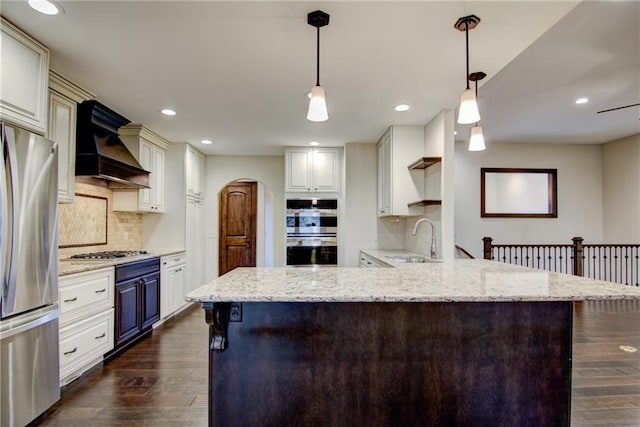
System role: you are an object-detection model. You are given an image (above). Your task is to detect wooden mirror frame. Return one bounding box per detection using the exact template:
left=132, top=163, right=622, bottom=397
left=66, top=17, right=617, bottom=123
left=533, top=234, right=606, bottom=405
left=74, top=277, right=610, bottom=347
left=481, top=168, right=558, bottom=218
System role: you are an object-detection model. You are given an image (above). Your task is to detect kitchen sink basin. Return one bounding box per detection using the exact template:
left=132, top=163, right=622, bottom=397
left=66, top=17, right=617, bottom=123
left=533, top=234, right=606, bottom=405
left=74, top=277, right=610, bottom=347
left=385, top=255, right=443, bottom=264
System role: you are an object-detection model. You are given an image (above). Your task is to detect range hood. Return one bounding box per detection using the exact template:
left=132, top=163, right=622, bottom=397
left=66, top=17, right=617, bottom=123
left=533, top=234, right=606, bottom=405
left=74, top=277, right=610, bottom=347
left=75, top=100, right=150, bottom=189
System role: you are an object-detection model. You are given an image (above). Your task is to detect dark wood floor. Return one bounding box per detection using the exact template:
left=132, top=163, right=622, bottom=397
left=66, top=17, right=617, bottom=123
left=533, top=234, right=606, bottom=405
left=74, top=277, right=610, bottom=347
left=34, top=300, right=639, bottom=426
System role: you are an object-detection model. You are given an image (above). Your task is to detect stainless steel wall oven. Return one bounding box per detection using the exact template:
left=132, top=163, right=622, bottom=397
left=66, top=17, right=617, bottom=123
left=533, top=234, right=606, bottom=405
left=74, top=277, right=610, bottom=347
left=286, top=199, right=337, bottom=266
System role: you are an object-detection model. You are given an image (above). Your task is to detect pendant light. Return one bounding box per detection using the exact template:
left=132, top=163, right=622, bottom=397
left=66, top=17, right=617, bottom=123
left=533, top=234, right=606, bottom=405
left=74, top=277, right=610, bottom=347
left=454, top=15, right=481, bottom=124
left=468, top=71, right=486, bottom=151
left=307, top=10, right=330, bottom=122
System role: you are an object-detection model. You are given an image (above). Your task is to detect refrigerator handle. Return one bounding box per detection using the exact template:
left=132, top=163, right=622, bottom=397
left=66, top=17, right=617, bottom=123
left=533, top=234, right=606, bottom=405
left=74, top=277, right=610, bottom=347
left=1, top=125, right=19, bottom=309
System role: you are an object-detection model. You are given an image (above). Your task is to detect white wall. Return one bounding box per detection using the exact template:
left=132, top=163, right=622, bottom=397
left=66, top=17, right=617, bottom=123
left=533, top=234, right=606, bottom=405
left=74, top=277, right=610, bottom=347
left=343, top=143, right=378, bottom=266
left=602, top=134, right=640, bottom=242
left=455, top=142, right=604, bottom=258
left=205, top=155, right=285, bottom=281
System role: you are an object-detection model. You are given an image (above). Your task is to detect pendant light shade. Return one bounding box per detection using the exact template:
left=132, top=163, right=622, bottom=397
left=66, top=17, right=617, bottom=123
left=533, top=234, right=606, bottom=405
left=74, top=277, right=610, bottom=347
left=307, top=10, right=330, bottom=122
left=468, top=126, right=486, bottom=151
left=307, top=85, right=328, bottom=122
left=454, top=15, right=481, bottom=125
left=458, top=88, right=480, bottom=124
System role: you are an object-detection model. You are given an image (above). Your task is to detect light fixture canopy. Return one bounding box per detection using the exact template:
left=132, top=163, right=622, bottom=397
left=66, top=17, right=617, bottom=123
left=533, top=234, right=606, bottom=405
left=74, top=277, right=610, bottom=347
left=468, top=126, right=486, bottom=151
left=307, top=10, right=330, bottom=122
left=455, top=15, right=481, bottom=124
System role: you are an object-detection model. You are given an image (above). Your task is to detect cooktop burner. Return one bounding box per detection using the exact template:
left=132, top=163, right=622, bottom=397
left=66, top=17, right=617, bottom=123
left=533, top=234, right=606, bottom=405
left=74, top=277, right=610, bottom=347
left=70, top=250, right=148, bottom=260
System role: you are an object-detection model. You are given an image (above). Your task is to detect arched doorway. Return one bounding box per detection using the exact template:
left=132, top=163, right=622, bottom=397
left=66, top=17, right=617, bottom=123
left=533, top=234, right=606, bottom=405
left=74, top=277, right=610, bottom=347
left=219, top=181, right=257, bottom=275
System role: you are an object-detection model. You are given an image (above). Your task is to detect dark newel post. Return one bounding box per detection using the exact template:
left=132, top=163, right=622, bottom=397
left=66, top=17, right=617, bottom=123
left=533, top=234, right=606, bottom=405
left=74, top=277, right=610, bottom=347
left=483, top=237, right=493, bottom=260
left=572, top=237, right=584, bottom=277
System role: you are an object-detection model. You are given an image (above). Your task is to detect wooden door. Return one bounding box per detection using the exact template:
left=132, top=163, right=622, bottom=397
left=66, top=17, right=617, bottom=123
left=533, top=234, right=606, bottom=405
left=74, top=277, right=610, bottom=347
left=219, top=182, right=257, bottom=275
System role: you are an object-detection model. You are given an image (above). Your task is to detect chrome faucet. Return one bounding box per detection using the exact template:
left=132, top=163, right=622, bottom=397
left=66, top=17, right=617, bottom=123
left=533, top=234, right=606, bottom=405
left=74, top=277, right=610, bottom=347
left=411, top=218, right=439, bottom=259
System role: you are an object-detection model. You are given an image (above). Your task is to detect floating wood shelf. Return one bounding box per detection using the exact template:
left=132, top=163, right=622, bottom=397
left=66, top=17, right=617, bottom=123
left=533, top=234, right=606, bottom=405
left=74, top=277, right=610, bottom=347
left=408, top=200, right=442, bottom=208
left=408, top=157, right=442, bottom=170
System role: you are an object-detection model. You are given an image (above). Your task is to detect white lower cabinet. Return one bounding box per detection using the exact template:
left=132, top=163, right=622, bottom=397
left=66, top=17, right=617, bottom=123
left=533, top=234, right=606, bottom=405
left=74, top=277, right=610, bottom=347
left=160, top=252, right=189, bottom=320
left=59, top=267, right=115, bottom=386
left=59, top=310, right=114, bottom=385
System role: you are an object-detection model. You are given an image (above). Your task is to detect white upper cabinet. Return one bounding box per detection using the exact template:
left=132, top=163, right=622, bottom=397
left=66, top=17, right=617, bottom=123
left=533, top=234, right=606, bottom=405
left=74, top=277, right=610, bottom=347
left=186, top=144, right=205, bottom=199
left=113, top=124, right=169, bottom=213
left=376, top=126, right=424, bottom=216
left=0, top=18, right=49, bottom=134
left=48, top=71, right=95, bottom=204
left=285, top=147, right=341, bottom=193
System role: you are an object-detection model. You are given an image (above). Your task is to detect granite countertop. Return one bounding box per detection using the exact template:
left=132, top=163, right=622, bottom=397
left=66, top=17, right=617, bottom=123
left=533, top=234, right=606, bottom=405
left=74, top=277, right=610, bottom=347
left=185, top=250, right=640, bottom=303
left=59, top=248, right=186, bottom=276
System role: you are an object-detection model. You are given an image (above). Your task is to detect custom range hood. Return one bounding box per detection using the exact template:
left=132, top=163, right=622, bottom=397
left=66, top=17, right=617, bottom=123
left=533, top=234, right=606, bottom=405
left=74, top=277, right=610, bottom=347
left=75, top=100, right=150, bottom=189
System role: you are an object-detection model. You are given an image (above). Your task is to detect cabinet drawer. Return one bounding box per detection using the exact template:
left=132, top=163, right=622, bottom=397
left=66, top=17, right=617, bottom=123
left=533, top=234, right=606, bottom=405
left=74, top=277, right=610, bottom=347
left=162, top=253, right=186, bottom=269
left=60, top=267, right=114, bottom=324
left=59, top=309, right=114, bottom=381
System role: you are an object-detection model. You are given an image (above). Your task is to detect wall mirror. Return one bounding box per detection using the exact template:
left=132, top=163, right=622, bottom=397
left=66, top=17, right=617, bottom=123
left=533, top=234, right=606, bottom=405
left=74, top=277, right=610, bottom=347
left=481, top=168, right=557, bottom=218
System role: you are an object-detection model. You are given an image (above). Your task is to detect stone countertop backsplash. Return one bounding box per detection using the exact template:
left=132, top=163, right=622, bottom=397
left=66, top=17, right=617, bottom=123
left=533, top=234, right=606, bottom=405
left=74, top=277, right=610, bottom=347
left=185, top=249, right=640, bottom=304
left=59, top=248, right=186, bottom=276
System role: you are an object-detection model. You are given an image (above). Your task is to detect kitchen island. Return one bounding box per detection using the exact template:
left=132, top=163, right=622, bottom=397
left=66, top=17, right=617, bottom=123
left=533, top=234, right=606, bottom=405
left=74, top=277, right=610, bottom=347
left=185, top=255, right=640, bottom=426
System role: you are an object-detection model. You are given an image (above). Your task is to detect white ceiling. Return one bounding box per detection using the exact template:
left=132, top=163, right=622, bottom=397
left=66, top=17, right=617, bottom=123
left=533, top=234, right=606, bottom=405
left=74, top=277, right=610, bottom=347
left=1, top=1, right=638, bottom=155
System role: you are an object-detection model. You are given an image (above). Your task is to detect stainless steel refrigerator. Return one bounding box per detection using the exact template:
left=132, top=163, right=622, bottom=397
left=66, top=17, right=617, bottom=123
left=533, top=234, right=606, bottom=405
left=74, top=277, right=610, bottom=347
left=0, top=122, right=60, bottom=427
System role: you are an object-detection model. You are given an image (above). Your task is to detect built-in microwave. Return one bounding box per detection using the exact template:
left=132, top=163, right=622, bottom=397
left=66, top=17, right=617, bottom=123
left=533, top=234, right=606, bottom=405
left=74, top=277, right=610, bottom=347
left=286, top=199, right=338, bottom=266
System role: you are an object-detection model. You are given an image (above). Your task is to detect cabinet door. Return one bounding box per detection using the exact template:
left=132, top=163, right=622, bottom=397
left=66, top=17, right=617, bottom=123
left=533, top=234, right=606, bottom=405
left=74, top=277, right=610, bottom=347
left=377, top=133, right=391, bottom=215
left=312, top=148, right=339, bottom=192
left=176, top=266, right=187, bottom=308
left=48, top=91, right=77, bottom=203
left=138, top=140, right=153, bottom=211
left=186, top=200, right=204, bottom=292
left=115, top=279, right=141, bottom=347
left=141, top=272, right=160, bottom=329
left=0, top=18, right=49, bottom=134
left=285, top=149, right=312, bottom=192
left=151, top=145, right=165, bottom=211
left=186, top=145, right=205, bottom=198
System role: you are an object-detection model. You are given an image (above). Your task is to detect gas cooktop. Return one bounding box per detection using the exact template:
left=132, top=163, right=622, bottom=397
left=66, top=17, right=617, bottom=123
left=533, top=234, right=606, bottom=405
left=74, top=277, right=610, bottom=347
left=70, top=250, right=148, bottom=260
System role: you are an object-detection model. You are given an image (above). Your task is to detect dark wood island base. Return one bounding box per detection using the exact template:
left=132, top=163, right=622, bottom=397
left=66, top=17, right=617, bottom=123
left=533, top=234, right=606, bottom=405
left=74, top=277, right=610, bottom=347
left=203, top=301, right=572, bottom=426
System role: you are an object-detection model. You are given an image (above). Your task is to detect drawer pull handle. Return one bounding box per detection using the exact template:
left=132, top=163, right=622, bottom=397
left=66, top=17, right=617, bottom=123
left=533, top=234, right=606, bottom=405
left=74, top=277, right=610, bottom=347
left=95, top=333, right=106, bottom=340
left=95, top=288, right=106, bottom=294
left=64, top=347, right=78, bottom=356
left=63, top=297, right=78, bottom=303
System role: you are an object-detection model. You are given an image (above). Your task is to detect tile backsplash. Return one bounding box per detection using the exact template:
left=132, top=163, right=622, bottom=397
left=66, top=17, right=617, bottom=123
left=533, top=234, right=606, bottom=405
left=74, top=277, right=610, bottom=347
left=58, top=181, right=142, bottom=259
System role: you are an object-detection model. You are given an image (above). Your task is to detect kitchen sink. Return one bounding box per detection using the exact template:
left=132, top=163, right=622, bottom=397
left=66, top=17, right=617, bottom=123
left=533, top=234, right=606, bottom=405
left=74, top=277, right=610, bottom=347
left=384, top=255, right=443, bottom=264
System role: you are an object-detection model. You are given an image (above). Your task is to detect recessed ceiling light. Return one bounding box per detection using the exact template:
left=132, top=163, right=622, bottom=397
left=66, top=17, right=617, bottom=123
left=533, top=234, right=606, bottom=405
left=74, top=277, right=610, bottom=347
left=201, top=139, right=212, bottom=145
left=309, top=141, right=320, bottom=146
left=575, top=98, right=589, bottom=105
left=28, top=0, right=63, bottom=15
left=160, top=108, right=176, bottom=116
left=394, top=104, right=410, bottom=112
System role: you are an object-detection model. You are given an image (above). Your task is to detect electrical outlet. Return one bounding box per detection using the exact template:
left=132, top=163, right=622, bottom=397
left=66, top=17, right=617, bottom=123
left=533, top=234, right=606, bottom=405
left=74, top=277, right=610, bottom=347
left=229, top=302, right=242, bottom=322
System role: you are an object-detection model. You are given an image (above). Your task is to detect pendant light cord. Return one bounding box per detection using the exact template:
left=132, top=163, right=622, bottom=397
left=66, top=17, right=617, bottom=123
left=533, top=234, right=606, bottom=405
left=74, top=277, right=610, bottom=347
left=465, top=20, right=470, bottom=90
left=316, top=26, right=321, bottom=86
